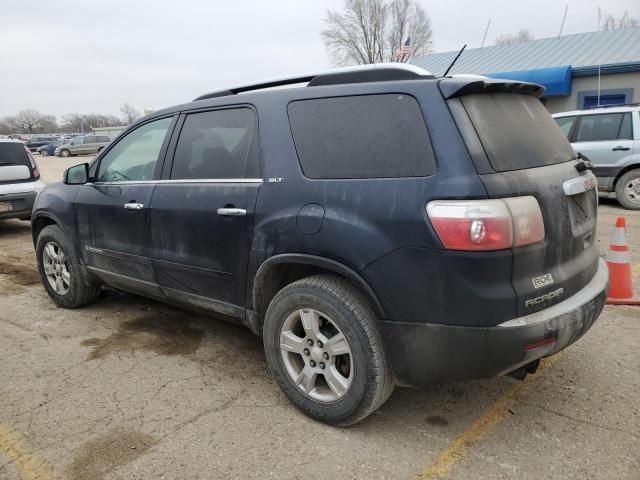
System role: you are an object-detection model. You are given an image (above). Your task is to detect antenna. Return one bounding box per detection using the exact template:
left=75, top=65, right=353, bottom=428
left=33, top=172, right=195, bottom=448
left=442, top=45, right=467, bottom=77
left=481, top=19, right=491, bottom=48
left=558, top=5, right=568, bottom=37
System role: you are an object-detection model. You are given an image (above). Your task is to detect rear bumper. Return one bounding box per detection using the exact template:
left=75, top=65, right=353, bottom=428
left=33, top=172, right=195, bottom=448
left=379, top=258, right=609, bottom=386
left=0, top=191, right=37, bottom=219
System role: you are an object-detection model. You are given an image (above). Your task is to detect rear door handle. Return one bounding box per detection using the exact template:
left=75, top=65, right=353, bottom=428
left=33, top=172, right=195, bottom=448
left=124, top=202, right=144, bottom=210
left=217, top=207, right=246, bottom=216
left=612, top=146, right=631, bottom=151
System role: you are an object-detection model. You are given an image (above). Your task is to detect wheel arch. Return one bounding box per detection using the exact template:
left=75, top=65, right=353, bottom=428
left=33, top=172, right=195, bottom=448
left=31, top=213, right=60, bottom=246
left=613, top=163, right=640, bottom=188
left=251, top=254, right=386, bottom=333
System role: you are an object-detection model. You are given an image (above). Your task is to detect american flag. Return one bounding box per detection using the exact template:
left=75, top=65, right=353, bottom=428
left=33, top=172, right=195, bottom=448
left=396, top=37, right=412, bottom=60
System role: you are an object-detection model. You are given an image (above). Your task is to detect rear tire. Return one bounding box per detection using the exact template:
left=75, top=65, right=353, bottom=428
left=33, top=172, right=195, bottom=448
left=615, top=169, right=640, bottom=210
left=263, top=274, right=394, bottom=426
left=36, top=225, right=100, bottom=308
left=40, top=150, right=49, bottom=157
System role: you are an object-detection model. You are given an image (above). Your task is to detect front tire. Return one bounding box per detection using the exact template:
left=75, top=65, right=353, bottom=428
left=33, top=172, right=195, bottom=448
left=263, top=274, right=394, bottom=426
left=40, top=149, right=49, bottom=157
left=60, top=149, right=70, bottom=157
left=36, top=225, right=100, bottom=308
left=615, top=169, right=640, bottom=210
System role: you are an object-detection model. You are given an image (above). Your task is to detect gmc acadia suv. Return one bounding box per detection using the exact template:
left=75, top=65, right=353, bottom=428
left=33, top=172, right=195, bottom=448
left=31, top=64, right=608, bottom=425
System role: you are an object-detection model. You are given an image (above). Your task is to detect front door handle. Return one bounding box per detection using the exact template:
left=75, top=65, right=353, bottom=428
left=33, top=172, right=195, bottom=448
left=124, top=202, right=144, bottom=210
left=612, top=146, right=631, bottom=151
left=217, top=207, right=246, bottom=216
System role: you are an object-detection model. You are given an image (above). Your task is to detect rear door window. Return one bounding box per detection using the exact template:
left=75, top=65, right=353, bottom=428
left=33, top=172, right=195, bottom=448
left=171, top=108, right=259, bottom=180
left=575, top=113, right=629, bottom=142
left=288, top=94, right=436, bottom=179
left=460, top=93, right=575, bottom=172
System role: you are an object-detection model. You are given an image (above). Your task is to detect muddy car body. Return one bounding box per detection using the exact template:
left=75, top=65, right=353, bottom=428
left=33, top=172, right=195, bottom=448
left=32, top=64, right=608, bottom=425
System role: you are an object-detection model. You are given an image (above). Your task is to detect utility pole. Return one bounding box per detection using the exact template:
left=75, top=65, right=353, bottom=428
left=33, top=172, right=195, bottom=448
left=481, top=18, right=491, bottom=48
left=558, top=5, right=568, bottom=37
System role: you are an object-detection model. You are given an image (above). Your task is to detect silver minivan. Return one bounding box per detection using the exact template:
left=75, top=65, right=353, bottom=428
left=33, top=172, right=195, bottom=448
left=55, top=135, right=111, bottom=157
left=553, top=105, right=640, bottom=209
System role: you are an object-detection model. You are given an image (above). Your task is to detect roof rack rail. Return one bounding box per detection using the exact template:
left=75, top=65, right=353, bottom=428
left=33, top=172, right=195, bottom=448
left=193, top=63, right=433, bottom=101
left=584, top=102, right=640, bottom=110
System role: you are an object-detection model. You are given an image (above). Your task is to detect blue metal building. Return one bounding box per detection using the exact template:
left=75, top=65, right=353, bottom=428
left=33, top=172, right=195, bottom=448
left=412, top=27, right=640, bottom=113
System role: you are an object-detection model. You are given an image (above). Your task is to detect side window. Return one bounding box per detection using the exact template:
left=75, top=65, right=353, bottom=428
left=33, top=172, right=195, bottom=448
left=96, top=117, right=172, bottom=182
left=99, top=136, right=110, bottom=142
left=171, top=108, right=258, bottom=179
left=288, top=94, right=436, bottom=179
left=85, top=136, right=96, bottom=143
left=554, top=116, right=575, bottom=139
left=619, top=113, right=633, bottom=140
left=575, top=113, right=625, bottom=142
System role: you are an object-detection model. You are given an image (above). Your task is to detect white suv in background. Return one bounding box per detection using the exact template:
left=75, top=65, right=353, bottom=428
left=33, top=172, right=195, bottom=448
left=0, top=139, right=45, bottom=221
left=553, top=105, right=640, bottom=209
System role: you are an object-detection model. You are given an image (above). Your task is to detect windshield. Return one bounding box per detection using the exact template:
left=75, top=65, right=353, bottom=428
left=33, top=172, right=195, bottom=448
left=460, top=93, right=576, bottom=172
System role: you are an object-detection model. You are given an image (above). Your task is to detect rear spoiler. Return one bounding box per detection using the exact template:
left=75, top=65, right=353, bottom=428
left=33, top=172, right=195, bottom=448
left=438, top=76, right=545, bottom=99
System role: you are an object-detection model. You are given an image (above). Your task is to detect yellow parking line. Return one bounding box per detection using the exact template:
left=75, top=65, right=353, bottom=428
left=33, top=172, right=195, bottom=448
left=419, top=355, right=562, bottom=479
left=0, top=423, right=55, bottom=480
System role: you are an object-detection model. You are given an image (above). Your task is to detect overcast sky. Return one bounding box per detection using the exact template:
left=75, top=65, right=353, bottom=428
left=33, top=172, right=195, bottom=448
left=1, top=0, right=638, bottom=119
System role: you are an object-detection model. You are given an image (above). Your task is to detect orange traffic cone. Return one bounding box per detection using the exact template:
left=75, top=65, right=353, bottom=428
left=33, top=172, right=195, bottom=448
left=606, top=217, right=640, bottom=305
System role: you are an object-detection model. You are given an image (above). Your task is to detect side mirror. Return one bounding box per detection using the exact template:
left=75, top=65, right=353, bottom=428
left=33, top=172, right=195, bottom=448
left=64, top=163, right=90, bottom=185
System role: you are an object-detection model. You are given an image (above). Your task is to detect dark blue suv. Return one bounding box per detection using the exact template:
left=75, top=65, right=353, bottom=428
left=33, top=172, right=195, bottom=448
left=31, top=64, right=608, bottom=425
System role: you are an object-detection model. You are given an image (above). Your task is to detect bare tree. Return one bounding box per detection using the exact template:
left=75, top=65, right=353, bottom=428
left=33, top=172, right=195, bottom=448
left=120, top=103, right=141, bottom=124
left=495, top=29, right=534, bottom=45
left=600, top=10, right=639, bottom=30
left=6, top=109, right=47, bottom=133
left=321, top=0, right=433, bottom=66
left=61, top=113, right=122, bottom=133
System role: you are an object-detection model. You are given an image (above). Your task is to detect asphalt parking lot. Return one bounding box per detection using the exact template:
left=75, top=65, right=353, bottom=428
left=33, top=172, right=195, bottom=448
left=0, top=157, right=639, bottom=479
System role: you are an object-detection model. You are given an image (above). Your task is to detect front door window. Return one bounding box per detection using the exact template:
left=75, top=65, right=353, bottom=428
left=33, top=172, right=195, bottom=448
left=96, top=117, right=172, bottom=182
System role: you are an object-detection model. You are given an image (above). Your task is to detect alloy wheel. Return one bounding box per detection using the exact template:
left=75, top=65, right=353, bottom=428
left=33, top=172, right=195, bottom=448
left=42, top=242, right=71, bottom=295
left=280, top=308, right=353, bottom=402
left=624, top=177, right=640, bottom=205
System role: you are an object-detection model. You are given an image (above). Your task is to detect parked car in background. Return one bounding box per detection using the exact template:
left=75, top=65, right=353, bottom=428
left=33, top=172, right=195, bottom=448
left=26, top=136, right=57, bottom=152
left=553, top=105, right=640, bottom=209
left=32, top=65, right=607, bottom=426
left=37, top=140, right=64, bottom=157
left=54, top=135, right=111, bottom=157
left=0, top=139, right=45, bottom=221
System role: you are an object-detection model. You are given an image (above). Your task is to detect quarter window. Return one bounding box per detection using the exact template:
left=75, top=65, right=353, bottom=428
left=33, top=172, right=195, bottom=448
left=171, top=108, right=258, bottom=180
left=288, top=94, right=436, bottom=179
left=96, top=117, right=172, bottom=182
left=554, top=116, right=576, bottom=139
left=575, top=113, right=631, bottom=142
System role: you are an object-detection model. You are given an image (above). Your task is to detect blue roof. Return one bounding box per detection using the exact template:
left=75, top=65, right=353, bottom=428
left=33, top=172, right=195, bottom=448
left=412, top=28, right=640, bottom=76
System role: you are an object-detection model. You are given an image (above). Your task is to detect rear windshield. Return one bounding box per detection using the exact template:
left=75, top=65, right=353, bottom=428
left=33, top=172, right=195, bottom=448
left=0, top=143, right=31, bottom=167
left=461, top=93, right=575, bottom=172
left=288, top=94, right=436, bottom=179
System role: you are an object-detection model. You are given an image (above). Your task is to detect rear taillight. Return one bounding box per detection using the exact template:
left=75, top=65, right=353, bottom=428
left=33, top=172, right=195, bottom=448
left=426, top=196, right=545, bottom=251
left=24, top=146, right=40, bottom=178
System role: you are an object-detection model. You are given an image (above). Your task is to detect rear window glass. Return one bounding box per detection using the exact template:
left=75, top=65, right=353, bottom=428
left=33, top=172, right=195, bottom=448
left=0, top=143, right=30, bottom=167
left=288, top=94, right=436, bottom=179
left=461, top=93, right=575, bottom=172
